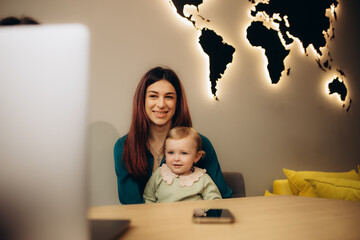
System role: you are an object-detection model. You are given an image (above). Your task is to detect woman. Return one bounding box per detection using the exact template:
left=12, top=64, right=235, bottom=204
left=114, top=66, right=231, bottom=204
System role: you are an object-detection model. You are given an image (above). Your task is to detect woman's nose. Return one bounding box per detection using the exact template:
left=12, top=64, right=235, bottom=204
left=156, top=97, right=165, bottom=108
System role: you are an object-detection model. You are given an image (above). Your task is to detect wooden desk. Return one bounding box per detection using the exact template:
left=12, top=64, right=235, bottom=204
left=88, top=196, right=360, bottom=240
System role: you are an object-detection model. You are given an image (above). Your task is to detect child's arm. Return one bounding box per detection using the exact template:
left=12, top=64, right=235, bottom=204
left=201, top=174, right=223, bottom=200
left=143, top=171, right=159, bottom=203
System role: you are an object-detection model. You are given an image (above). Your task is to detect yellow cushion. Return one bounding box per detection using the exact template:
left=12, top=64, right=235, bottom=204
left=273, top=179, right=294, bottom=195
left=264, top=190, right=275, bottom=196
left=283, top=168, right=360, bottom=196
left=307, top=178, right=360, bottom=201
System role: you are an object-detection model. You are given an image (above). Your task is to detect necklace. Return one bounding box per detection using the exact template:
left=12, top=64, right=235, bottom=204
left=150, top=146, right=163, bottom=164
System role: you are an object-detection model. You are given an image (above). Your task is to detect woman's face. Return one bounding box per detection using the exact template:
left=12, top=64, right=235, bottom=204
left=145, top=80, right=177, bottom=128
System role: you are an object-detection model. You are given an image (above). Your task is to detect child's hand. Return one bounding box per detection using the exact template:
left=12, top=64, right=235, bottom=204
left=193, top=208, right=207, bottom=217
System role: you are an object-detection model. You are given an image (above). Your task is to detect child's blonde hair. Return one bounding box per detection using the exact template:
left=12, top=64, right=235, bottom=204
left=164, top=126, right=205, bottom=157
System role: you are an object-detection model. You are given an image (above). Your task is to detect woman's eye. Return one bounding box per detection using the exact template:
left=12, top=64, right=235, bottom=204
left=149, top=94, right=157, bottom=98
left=165, top=95, right=174, bottom=99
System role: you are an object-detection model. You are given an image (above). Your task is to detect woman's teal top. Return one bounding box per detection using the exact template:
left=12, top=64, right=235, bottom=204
left=114, top=134, right=232, bottom=204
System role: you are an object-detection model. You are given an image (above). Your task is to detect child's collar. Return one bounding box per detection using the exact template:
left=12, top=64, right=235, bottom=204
left=159, top=164, right=206, bottom=187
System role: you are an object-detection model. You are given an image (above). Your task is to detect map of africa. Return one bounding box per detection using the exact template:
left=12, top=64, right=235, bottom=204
left=169, top=0, right=351, bottom=110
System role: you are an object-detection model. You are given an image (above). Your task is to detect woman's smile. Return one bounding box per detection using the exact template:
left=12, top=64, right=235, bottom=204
left=153, top=110, right=168, bottom=118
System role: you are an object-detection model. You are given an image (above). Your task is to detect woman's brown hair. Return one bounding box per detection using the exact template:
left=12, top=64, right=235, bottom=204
left=122, top=66, right=192, bottom=178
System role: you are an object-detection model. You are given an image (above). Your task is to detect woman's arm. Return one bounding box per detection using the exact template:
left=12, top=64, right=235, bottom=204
left=114, top=136, right=144, bottom=204
left=196, top=134, right=232, bottom=198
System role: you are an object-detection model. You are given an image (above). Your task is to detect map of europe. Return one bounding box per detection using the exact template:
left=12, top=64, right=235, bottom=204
left=168, top=0, right=351, bottom=110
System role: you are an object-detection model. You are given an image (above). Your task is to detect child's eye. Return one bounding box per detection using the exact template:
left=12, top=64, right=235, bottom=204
left=167, top=151, right=174, bottom=155
left=181, top=152, right=188, bottom=155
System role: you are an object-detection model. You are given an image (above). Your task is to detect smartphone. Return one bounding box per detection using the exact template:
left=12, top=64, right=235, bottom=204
left=193, top=208, right=235, bottom=223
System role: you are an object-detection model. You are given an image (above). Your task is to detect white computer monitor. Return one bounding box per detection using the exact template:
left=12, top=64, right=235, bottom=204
left=0, top=24, right=90, bottom=240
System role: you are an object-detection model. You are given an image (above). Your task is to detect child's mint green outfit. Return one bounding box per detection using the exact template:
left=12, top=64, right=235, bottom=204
left=143, top=164, right=222, bottom=203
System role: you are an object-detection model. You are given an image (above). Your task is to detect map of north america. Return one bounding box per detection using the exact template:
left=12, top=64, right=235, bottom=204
left=169, top=0, right=351, bottom=110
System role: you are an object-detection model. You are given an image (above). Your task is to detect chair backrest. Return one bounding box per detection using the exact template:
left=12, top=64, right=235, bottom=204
left=223, top=172, right=246, bottom=198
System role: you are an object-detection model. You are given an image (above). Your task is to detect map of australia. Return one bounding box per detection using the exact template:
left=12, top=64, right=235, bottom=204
left=168, top=0, right=351, bottom=110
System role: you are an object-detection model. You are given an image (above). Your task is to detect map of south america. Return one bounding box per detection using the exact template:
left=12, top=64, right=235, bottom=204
left=170, top=0, right=235, bottom=100
left=199, top=28, right=235, bottom=100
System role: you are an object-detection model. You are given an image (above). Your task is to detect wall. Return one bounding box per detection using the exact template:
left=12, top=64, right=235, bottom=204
left=0, top=0, right=359, bottom=206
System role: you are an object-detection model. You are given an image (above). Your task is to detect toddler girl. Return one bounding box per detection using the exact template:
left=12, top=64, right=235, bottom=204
left=143, top=126, right=222, bottom=203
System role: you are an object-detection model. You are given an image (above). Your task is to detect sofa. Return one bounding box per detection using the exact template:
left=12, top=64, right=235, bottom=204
left=265, top=166, right=360, bottom=201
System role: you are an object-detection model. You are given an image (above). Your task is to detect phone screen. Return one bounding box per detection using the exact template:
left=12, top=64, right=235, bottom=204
left=193, top=208, right=235, bottom=223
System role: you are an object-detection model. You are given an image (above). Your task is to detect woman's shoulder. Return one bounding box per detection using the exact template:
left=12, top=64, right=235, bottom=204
left=114, top=134, right=128, bottom=166
left=114, top=134, right=128, bottom=148
left=198, top=133, right=214, bottom=150
left=114, top=134, right=128, bottom=169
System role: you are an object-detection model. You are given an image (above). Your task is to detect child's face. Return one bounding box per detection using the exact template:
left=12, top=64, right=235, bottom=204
left=165, top=135, right=202, bottom=175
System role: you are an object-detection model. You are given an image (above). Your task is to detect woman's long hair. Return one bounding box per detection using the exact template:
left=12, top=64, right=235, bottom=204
left=122, top=66, right=192, bottom=178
